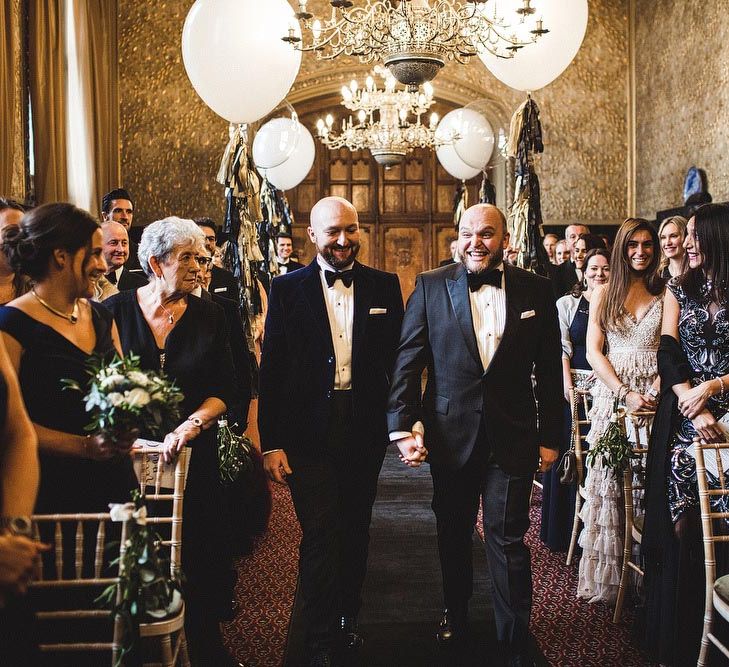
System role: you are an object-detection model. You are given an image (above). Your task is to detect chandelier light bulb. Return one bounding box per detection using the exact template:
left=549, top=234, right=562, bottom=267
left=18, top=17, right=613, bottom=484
left=423, top=82, right=434, bottom=98
left=430, top=112, right=439, bottom=128
left=358, top=109, right=367, bottom=123
left=326, top=113, right=334, bottom=127
left=350, top=80, right=358, bottom=93
left=341, top=85, right=353, bottom=101
left=316, top=118, right=324, bottom=132
left=366, top=75, right=375, bottom=91
left=312, top=19, right=322, bottom=41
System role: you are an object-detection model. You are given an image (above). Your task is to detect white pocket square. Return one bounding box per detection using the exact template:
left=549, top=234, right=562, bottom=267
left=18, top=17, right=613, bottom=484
left=369, top=307, right=387, bottom=315
left=520, top=310, right=536, bottom=319
left=213, top=287, right=227, bottom=293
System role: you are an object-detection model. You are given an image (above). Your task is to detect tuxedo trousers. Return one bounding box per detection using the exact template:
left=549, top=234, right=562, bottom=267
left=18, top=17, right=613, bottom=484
left=287, top=391, right=385, bottom=652
left=430, top=438, right=533, bottom=649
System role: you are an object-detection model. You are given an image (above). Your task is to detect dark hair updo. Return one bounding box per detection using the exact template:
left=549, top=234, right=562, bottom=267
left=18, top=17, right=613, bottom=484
left=2, top=202, right=100, bottom=282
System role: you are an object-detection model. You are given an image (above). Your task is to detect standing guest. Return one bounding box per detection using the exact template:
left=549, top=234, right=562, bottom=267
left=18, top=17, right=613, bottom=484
left=552, top=224, right=590, bottom=297
left=101, top=221, right=147, bottom=292
left=0, top=332, right=44, bottom=665
left=104, top=217, right=237, bottom=666
left=598, top=233, right=612, bottom=250
left=555, top=240, right=570, bottom=265
left=101, top=188, right=142, bottom=271
left=275, top=233, right=304, bottom=274
left=387, top=204, right=563, bottom=665
left=578, top=218, right=664, bottom=603
left=641, top=204, right=729, bottom=666
left=259, top=197, right=404, bottom=666
left=439, top=238, right=458, bottom=266
left=571, top=234, right=607, bottom=289
left=194, top=218, right=240, bottom=302
left=541, top=248, right=610, bottom=552
left=543, top=233, right=559, bottom=264
left=658, top=215, right=688, bottom=280
left=0, top=199, right=29, bottom=304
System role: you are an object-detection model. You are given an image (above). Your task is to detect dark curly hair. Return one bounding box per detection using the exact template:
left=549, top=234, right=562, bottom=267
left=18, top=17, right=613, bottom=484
left=2, top=202, right=99, bottom=282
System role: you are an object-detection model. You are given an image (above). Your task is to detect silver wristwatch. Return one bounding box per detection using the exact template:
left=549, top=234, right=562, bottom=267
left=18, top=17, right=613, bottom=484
left=0, top=516, right=33, bottom=538
left=187, top=416, right=203, bottom=428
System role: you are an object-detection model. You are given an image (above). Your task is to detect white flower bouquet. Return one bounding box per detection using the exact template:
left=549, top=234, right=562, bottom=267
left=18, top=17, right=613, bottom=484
left=64, top=352, right=184, bottom=445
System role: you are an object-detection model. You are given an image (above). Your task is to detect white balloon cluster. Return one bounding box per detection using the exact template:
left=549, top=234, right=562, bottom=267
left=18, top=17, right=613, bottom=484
left=181, top=0, right=301, bottom=125
left=253, top=119, right=316, bottom=191
left=435, top=108, right=495, bottom=181
left=476, top=0, right=589, bottom=92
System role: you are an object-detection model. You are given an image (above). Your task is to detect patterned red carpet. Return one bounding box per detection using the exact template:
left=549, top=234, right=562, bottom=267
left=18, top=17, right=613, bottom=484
left=223, top=484, right=654, bottom=667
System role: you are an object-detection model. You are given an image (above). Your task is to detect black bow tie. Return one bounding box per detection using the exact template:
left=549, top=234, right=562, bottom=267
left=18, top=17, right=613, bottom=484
left=468, top=269, right=502, bottom=292
left=106, top=270, right=117, bottom=285
left=324, top=269, right=354, bottom=288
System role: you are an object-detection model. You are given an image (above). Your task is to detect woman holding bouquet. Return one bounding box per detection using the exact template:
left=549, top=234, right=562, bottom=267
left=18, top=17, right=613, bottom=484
left=105, top=217, right=236, bottom=666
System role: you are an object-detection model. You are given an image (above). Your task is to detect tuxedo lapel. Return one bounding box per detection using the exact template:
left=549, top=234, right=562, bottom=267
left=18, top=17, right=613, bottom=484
left=352, top=262, right=374, bottom=363
left=446, top=265, right=482, bottom=369
left=299, top=261, right=332, bottom=342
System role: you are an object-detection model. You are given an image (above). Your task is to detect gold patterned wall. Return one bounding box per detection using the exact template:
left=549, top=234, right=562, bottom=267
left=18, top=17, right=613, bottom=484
left=634, top=1, right=729, bottom=217
left=119, top=0, right=629, bottom=227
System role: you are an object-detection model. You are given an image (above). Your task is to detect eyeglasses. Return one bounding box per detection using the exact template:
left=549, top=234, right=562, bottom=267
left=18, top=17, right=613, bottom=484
left=177, top=253, right=212, bottom=267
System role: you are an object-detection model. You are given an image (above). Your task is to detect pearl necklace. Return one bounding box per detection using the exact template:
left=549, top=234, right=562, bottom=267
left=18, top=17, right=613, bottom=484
left=32, top=289, right=79, bottom=324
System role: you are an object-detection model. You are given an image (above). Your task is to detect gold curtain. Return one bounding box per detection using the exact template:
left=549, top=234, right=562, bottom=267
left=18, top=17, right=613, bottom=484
left=28, top=0, right=68, bottom=203
left=0, top=0, right=25, bottom=197
left=78, top=0, right=119, bottom=215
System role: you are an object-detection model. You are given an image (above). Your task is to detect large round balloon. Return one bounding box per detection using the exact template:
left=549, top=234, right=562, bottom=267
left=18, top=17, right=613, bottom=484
left=435, top=110, right=486, bottom=180
left=451, top=109, right=494, bottom=170
left=182, top=0, right=302, bottom=124
left=261, top=123, right=315, bottom=191
left=252, top=117, right=301, bottom=169
left=435, top=144, right=481, bottom=181
left=476, top=0, right=588, bottom=92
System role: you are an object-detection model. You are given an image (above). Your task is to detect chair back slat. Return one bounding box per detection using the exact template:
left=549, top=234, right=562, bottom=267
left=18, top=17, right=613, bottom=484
left=94, top=521, right=106, bottom=579
left=75, top=520, right=84, bottom=579
left=54, top=521, right=63, bottom=579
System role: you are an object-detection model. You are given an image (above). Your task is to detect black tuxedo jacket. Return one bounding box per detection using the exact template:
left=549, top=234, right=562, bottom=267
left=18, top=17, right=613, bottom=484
left=259, top=259, right=404, bottom=457
left=278, top=259, right=304, bottom=273
left=115, top=266, right=147, bottom=291
left=551, top=260, right=578, bottom=298
left=209, top=265, right=240, bottom=302
left=387, top=262, right=563, bottom=476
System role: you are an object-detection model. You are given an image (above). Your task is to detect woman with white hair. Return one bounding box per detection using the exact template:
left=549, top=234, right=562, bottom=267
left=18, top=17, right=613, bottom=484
left=105, top=217, right=236, bottom=666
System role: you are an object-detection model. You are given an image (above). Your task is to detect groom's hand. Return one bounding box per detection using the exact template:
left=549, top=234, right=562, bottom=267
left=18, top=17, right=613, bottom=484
left=539, top=446, right=558, bottom=472
left=395, top=432, right=428, bottom=467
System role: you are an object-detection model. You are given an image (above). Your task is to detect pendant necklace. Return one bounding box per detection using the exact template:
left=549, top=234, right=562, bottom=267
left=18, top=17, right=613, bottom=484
left=32, top=289, right=79, bottom=324
left=159, top=302, right=175, bottom=324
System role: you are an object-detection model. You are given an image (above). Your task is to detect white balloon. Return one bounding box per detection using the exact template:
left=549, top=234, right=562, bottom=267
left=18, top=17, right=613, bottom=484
left=252, top=117, right=301, bottom=169
left=182, top=0, right=302, bottom=124
left=436, top=144, right=481, bottom=181
left=476, top=0, right=589, bottom=92
left=449, top=109, right=495, bottom=170
left=261, top=124, right=315, bottom=191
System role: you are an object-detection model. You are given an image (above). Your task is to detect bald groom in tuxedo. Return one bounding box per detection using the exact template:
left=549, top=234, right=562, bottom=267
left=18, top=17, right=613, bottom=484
left=388, top=204, right=563, bottom=666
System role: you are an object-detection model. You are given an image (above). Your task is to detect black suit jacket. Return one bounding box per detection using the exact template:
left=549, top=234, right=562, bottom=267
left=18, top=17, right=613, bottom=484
left=387, top=263, right=563, bottom=476
left=209, top=265, right=240, bottom=302
left=115, top=266, right=148, bottom=291
left=277, top=259, right=304, bottom=273
left=258, top=259, right=404, bottom=457
left=551, top=260, right=578, bottom=299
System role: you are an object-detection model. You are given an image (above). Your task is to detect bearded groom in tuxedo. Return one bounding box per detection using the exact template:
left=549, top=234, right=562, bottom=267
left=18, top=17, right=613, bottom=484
left=388, top=204, right=563, bottom=666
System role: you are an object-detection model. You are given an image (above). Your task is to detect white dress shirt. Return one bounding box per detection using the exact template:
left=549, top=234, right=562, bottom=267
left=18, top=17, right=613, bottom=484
left=317, top=255, right=354, bottom=390
left=277, top=260, right=289, bottom=275
left=469, top=262, right=507, bottom=370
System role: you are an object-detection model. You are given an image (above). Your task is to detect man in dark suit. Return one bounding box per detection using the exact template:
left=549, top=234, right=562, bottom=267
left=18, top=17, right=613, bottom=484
left=194, top=217, right=240, bottom=302
left=259, top=196, right=408, bottom=666
left=101, top=221, right=147, bottom=291
left=551, top=223, right=589, bottom=297
left=388, top=204, right=563, bottom=666
left=101, top=187, right=142, bottom=271
left=439, top=238, right=458, bottom=266
left=275, top=232, right=304, bottom=274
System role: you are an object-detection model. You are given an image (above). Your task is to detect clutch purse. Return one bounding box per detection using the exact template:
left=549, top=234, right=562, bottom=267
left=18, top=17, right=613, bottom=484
left=558, top=449, right=578, bottom=485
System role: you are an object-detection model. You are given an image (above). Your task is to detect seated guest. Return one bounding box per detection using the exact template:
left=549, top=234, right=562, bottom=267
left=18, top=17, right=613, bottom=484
left=552, top=223, right=590, bottom=297
left=0, top=333, right=43, bottom=664
left=541, top=248, right=610, bottom=552
left=658, top=215, right=687, bottom=279
left=0, top=199, right=30, bottom=304
left=194, top=217, right=239, bottom=302
left=104, top=217, right=237, bottom=666
left=275, top=232, right=304, bottom=274
left=101, top=221, right=147, bottom=292
left=555, top=239, right=570, bottom=265
left=101, top=188, right=142, bottom=271
left=543, top=232, right=559, bottom=264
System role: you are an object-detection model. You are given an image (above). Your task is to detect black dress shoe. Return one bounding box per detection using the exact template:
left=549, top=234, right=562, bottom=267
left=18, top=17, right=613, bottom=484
left=339, top=616, right=364, bottom=650
left=436, top=607, right=468, bottom=644
left=506, top=652, right=536, bottom=667
left=309, top=648, right=340, bottom=667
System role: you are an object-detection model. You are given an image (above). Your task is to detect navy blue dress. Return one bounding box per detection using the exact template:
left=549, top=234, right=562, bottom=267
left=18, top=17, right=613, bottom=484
left=540, top=296, right=590, bottom=551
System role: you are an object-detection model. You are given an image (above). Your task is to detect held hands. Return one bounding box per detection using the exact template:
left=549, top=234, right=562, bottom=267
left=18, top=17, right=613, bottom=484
left=162, top=422, right=201, bottom=464
left=86, top=428, right=140, bottom=461
left=263, top=451, right=292, bottom=485
left=0, top=535, right=49, bottom=599
left=395, top=432, right=428, bottom=468
left=678, top=381, right=715, bottom=420
left=691, top=409, right=724, bottom=443
left=539, top=446, right=558, bottom=472
left=625, top=390, right=656, bottom=413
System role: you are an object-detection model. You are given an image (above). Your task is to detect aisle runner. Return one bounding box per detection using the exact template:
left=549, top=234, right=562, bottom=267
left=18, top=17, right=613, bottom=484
left=285, top=449, right=546, bottom=666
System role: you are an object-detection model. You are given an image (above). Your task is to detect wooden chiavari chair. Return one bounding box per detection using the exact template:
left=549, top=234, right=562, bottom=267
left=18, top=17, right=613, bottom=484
left=566, top=378, right=593, bottom=566
left=29, top=445, right=190, bottom=666
left=694, top=440, right=729, bottom=666
left=613, top=409, right=654, bottom=624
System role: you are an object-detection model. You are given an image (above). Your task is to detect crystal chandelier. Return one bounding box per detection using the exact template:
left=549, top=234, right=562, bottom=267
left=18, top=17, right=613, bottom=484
left=284, top=0, right=548, bottom=88
left=315, top=66, right=449, bottom=167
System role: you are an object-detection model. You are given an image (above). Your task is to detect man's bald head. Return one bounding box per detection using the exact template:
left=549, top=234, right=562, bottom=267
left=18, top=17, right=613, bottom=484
left=460, top=204, right=507, bottom=234
left=101, top=221, right=130, bottom=270
left=307, top=197, right=361, bottom=269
